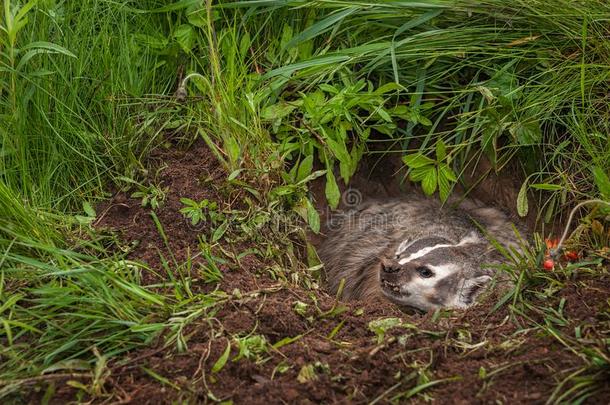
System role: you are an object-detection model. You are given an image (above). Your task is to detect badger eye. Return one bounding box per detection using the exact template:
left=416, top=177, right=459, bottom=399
left=416, top=266, right=434, bottom=278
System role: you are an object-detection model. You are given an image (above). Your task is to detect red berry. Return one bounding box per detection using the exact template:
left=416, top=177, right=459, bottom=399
left=543, top=259, right=554, bottom=270
left=564, top=251, right=579, bottom=261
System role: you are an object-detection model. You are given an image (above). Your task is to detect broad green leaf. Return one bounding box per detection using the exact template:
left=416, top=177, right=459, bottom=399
left=174, top=24, right=196, bottom=53
left=409, top=166, right=431, bottom=182
left=373, top=82, right=405, bottom=95
left=545, top=195, right=557, bottom=223
left=186, top=4, right=206, bottom=27
left=377, top=108, right=392, bottom=122
left=326, top=137, right=351, bottom=167
left=487, top=63, right=520, bottom=105
left=591, top=166, right=610, bottom=199
left=306, top=198, right=320, bottom=234
left=296, top=155, right=313, bottom=183
left=438, top=163, right=457, bottom=182
left=421, top=167, right=438, bottom=195
left=435, top=139, right=446, bottom=161
left=325, top=169, right=340, bottom=210
left=510, top=120, right=541, bottom=145
left=180, top=197, right=197, bottom=207
left=517, top=180, right=529, bottom=217
left=296, top=169, right=327, bottom=186
left=212, top=220, right=229, bottom=242
left=82, top=201, right=96, bottom=218
left=261, top=102, right=295, bottom=120
left=403, top=153, right=434, bottom=169
left=437, top=164, right=456, bottom=203
left=270, top=185, right=296, bottom=197
left=239, top=31, right=251, bottom=60
left=319, top=83, right=339, bottom=94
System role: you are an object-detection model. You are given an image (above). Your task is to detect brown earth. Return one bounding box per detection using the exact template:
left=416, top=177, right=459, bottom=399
left=39, top=140, right=610, bottom=404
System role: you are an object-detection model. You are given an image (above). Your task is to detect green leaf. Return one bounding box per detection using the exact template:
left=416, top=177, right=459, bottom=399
left=439, top=163, right=457, bottom=182
left=517, top=180, right=529, bottom=217
left=373, top=82, right=404, bottom=95
left=297, top=364, right=317, bottom=383
left=224, top=135, right=241, bottom=167
left=285, top=8, right=360, bottom=49
left=239, top=31, right=251, bottom=60
left=326, top=137, right=351, bottom=167
left=510, top=120, right=542, bottom=145
left=180, top=198, right=197, bottom=207
left=368, top=317, right=402, bottom=344
left=409, top=166, right=431, bottom=182
left=325, top=169, right=340, bottom=210
left=377, top=108, right=392, bottom=122
left=530, top=183, right=563, bottom=191
left=261, top=102, right=296, bottom=120
left=437, top=164, right=456, bottom=203
left=296, top=155, right=313, bottom=183
left=82, top=201, right=96, bottom=218
left=421, top=168, right=438, bottom=195
left=402, top=153, right=434, bottom=169
left=306, top=198, right=320, bottom=234
left=435, top=139, right=446, bottom=161
left=262, top=54, right=351, bottom=80
left=319, top=83, right=339, bottom=94
left=212, top=341, right=231, bottom=373
left=212, top=220, right=230, bottom=243
left=149, top=0, right=200, bottom=12
left=174, top=24, right=196, bottom=53
left=592, top=166, right=610, bottom=199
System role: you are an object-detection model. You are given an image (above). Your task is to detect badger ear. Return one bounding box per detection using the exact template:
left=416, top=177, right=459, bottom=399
left=459, top=275, right=492, bottom=306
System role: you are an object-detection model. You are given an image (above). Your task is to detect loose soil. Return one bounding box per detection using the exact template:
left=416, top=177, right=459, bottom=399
left=37, top=141, right=610, bottom=404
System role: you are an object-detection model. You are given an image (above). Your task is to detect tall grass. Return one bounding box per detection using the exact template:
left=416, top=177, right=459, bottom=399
left=231, top=0, right=610, bottom=219
left=0, top=0, right=199, bottom=390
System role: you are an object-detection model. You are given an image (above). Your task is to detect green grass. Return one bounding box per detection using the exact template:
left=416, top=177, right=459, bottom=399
left=1, top=0, right=609, bottom=402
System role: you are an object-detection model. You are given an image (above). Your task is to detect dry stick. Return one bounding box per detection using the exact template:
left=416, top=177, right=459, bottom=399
left=551, top=199, right=610, bottom=259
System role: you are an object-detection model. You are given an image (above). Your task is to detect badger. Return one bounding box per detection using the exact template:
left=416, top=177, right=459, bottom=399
left=319, top=194, right=526, bottom=312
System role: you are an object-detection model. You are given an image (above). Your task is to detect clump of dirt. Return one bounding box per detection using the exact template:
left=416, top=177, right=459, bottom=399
left=41, top=140, right=610, bottom=404
left=95, top=141, right=229, bottom=281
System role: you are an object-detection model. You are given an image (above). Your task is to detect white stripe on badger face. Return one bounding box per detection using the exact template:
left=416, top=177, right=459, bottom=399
left=394, top=238, right=414, bottom=257
left=397, top=232, right=479, bottom=265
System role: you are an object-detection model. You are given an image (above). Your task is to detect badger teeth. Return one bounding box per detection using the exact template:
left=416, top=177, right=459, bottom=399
left=382, top=279, right=400, bottom=293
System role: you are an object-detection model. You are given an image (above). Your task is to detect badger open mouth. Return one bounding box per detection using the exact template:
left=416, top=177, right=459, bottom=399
left=381, top=279, right=401, bottom=294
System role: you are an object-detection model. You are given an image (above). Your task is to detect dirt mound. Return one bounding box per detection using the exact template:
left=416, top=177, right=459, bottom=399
left=45, top=141, right=609, bottom=403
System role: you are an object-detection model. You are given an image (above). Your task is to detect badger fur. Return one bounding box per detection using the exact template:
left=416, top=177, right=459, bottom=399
left=319, top=194, right=526, bottom=311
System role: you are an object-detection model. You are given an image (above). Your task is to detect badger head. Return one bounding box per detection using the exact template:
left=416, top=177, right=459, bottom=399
left=379, top=233, right=493, bottom=311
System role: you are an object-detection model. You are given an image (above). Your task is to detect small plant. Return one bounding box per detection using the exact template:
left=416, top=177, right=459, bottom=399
left=233, top=334, right=268, bottom=362
left=402, top=139, right=458, bottom=203
left=131, top=184, right=168, bottom=210
left=179, top=198, right=223, bottom=226
left=263, top=79, right=430, bottom=209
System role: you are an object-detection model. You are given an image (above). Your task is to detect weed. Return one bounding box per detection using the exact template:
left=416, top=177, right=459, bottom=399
left=179, top=198, right=223, bottom=227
